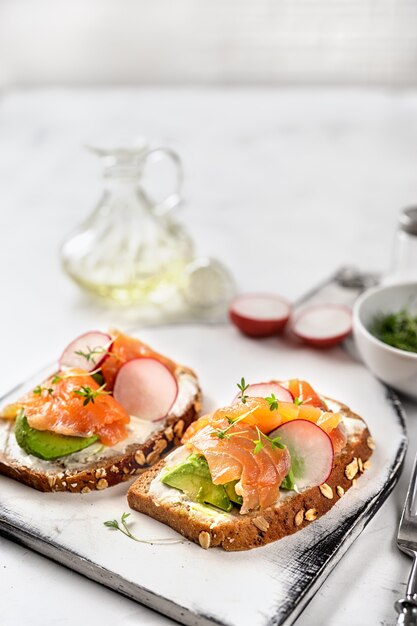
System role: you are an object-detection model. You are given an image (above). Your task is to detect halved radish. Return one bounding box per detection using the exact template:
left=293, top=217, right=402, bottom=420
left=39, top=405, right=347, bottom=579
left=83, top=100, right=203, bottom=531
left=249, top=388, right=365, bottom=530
left=59, top=331, right=113, bottom=372
left=229, top=294, right=291, bottom=338
left=232, top=382, right=293, bottom=404
left=270, top=420, right=334, bottom=488
left=113, top=357, right=178, bottom=421
left=291, top=304, right=352, bottom=348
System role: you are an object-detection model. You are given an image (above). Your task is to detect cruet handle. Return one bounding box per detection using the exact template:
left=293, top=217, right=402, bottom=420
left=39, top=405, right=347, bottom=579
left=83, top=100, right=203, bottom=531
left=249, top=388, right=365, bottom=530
left=143, top=147, right=183, bottom=215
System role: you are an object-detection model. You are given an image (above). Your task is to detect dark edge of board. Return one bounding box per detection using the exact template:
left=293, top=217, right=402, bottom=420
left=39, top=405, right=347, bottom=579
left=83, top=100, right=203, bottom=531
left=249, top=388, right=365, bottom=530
left=275, top=386, right=408, bottom=626
left=0, top=516, right=230, bottom=626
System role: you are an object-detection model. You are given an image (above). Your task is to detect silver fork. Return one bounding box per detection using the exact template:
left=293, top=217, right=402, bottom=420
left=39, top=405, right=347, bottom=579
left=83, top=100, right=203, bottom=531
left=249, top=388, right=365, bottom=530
left=396, top=454, right=417, bottom=625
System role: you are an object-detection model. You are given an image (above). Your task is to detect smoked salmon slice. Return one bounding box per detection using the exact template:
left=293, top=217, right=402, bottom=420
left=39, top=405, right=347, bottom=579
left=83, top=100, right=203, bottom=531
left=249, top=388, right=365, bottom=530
left=101, top=330, right=176, bottom=390
left=284, top=379, right=328, bottom=409
left=183, top=397, right=342, bottom=439
left=182, top=402, right=276, bottom=443
left=18, top=369, right=130, bottom=446
left=328, top=423, right=347, bottom=454
left=185, top=417, right=291, bottom=514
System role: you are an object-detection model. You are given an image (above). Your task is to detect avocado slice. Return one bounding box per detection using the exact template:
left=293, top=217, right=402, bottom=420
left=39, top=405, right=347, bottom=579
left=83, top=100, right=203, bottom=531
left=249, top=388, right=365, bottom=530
left=15, top=410, right=99, bottom=460
left=91, top=372, right=105, bottom=386
left=280, top=467, right=296, bottom=491
left=161, top=454, right=233, bottom=512
left=224, top=480, right=243, bottom=505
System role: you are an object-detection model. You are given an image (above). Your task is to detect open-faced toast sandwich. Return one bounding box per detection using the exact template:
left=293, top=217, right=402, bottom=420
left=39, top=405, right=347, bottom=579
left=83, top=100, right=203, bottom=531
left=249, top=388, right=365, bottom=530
left=0, top=330, right=201, bottom=492
left=128, top=379, right=374, bottom=550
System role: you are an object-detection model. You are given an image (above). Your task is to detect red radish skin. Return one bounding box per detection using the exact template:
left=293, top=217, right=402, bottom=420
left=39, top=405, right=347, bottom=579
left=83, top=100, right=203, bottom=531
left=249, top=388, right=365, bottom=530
left=292, top=305, right=352, bottom=348
left=232, top=382, right=293, bottom=404
left=270, top=420, right=334, bottom=488
left=229, top=294, right=291, bottom=338
left=113, top=357, right=178, bottom=421
left=59, top=331, right=113, bottom=372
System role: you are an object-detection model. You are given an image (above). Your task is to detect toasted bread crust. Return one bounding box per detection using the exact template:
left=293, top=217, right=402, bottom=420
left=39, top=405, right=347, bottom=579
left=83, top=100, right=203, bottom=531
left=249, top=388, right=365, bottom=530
left=0, top=367, right=201, bottom=493
left=127, top=401, right=374, bottom=551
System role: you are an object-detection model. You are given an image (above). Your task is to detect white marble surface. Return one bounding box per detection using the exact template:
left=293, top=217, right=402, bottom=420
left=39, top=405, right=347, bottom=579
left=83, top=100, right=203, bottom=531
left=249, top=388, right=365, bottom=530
left=1, top=88, right=417, bottom=625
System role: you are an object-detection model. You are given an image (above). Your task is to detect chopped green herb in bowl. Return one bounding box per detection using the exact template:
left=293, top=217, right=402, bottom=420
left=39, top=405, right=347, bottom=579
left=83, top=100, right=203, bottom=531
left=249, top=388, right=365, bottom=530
left=353, top=282, right=417, bottom=398
left=370, top=309, right=417, bottom=353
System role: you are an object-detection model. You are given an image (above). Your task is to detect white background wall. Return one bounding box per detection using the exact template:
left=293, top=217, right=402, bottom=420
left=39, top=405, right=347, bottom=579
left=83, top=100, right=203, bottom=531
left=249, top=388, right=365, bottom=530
left=1, top=0, right=417, bottom=87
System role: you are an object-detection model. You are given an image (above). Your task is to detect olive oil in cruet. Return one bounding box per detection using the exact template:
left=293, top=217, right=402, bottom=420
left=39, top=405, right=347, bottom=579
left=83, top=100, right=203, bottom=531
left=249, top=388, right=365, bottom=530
left=60, top=144, right=194, bottom=305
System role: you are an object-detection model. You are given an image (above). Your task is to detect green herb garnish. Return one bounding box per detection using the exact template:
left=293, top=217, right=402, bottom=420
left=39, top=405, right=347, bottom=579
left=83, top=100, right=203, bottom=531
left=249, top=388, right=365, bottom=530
left=73, top=384, right=110, bottom=406
left=237, top=377, right=249, bottom=404
left=212, top=415, right=235, bottom=440
left=211, top=407, right=255, bottom=441
left=75, top=345, right=122, bottom=363
left=75, top=345, right=107, bottom=363
left=265, top=393, right=279, bottom=411
left=104, top=512, right=181, bottom=544
left=371, top=309, right=417, bottom=353
left=33, top=385, right=54, bottom=396
left=212, top=424, right=248, bottom=441
left=252, top=426, right=285, bottom=454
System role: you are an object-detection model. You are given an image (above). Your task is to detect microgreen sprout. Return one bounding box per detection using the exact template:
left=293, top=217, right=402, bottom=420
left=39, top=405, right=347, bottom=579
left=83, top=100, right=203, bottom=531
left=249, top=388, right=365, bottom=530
left=74, top=345, right=123, bottom=364
left=215, top=429, right=229, bottom=440
left=211, top=407, right=257, bottom=441
left=237, top=377, right=250, bottom=404
left=212, top=416, right=239, bottom=440
left=33, top=385, right=54, bottom=396
left=265, top=393, right=279, bottom=411
left=215, top=428, right=230, bottom=439
left=252, top=426, right=285, bottom=454
left=294, top=396, right=303, bottom=406
left=75, top=345, right=107, bottom=363
left=213, top=428, right=249, bottom=440
left=252, top=434, right=264, bottom=455
left=103, top=512, right=181, bottom=544
left=73, top=383, right=110, bottom=406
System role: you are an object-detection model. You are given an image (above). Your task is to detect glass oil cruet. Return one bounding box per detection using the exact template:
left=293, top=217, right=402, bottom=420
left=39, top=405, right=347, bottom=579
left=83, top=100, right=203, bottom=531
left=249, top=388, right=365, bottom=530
left=60, top=143, right=194, bottom=305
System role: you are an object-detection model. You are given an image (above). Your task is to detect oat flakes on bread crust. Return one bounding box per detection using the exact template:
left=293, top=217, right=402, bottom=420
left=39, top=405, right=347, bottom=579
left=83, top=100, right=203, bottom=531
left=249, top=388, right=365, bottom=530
left=0, top=364, right=201, bottom=493
left=127, top=399, right=373, bottom=551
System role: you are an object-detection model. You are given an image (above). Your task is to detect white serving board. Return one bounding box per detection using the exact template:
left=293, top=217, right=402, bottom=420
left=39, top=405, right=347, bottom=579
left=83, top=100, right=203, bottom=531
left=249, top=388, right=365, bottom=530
left=0, top=325, right=407, bottom=626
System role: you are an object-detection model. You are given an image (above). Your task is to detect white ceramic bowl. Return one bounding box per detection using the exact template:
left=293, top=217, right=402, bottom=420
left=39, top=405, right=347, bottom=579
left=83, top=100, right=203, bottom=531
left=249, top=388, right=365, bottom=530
left=353, top=281, right=417, bottom=398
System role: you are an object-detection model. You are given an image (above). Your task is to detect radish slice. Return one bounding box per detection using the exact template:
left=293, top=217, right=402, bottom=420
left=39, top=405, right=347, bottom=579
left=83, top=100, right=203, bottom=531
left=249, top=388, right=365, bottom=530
left=232, top=382, right=293, bottom=404
left=113, top=357, right=178, bottom=421
left=229, top=294, right=291, bottom=338
left=270, top=420, right=334, bottom=489
left=292, top=304, right=352, bottom=348
left=59, top=331, right=113, bottom=372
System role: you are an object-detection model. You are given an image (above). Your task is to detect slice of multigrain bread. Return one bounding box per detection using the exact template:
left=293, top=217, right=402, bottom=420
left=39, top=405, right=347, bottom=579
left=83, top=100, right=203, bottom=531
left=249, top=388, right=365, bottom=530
left=127, top=399, right=374, bottom=551
left=0, top=365, right=201, bottom=493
